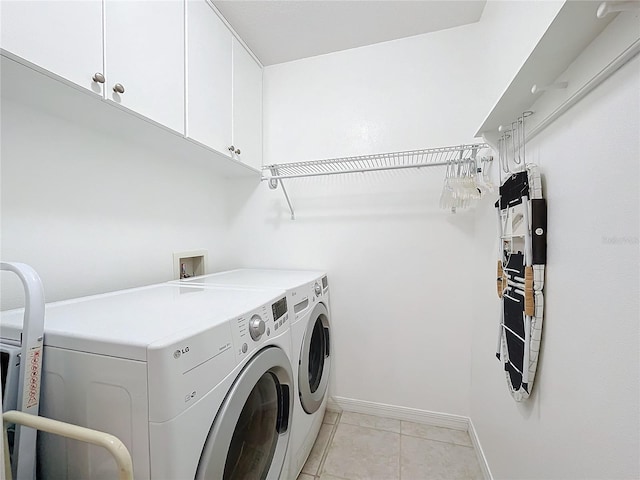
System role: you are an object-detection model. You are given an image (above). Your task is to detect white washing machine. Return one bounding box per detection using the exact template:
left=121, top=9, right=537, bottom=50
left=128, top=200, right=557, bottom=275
left=174, top=269, right=332, bottom=479
left=0, top=282, right=294, bottom=479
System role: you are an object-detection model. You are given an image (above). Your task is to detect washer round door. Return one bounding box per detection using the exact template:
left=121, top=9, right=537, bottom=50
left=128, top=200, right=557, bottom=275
left=299, top=302, right=331, bottom=414
left=196, top=347, right=293, bottom=480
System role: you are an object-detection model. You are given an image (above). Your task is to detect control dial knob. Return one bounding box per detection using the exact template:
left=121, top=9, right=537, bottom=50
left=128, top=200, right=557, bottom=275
left=249, top=314, right=266, bottom=341
left=314, top=282, right=322, bottom=296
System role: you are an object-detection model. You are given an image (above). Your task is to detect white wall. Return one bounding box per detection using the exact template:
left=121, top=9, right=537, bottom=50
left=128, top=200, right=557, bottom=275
left=224, top=1, right=562, bottom=416
left=1, top=97, right=234, bottom=309
left=470, top=55, right=640, bottom=479
left=263, top=0, right=562, bottom=162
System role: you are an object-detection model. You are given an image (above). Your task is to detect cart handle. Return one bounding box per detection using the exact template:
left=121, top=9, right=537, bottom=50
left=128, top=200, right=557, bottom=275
left=3, top=410, right=134, bottom=480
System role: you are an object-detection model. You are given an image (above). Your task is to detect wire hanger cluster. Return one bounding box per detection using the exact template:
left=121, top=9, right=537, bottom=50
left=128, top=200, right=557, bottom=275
left=497, top=111, right=533, bottom=183
left=439, top=148, right=494, bottom=213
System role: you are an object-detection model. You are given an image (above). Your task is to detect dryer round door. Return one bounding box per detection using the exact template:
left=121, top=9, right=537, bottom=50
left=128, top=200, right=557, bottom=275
left=196, top=346, right=293, bottom=480
left=299, top=302, right=331, bottom=414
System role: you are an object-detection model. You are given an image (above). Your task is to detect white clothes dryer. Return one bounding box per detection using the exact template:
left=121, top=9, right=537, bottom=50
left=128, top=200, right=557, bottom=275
left=0, top=283, right=294, bottom=480
left=174, top=269, right=332, bottom=479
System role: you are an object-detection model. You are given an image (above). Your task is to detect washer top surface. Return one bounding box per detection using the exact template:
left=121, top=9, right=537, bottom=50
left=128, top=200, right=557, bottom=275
left=0, top=283, right=286, bottom=361
left=177, top=268, right=326, bottom=290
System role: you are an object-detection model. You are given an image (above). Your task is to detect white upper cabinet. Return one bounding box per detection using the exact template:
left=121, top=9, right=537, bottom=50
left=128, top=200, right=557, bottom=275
left=1, top=0, right=184, bottom=133
left=232, top=37, right=263, bottom=170
left=0, top=0, right=104, bottom=95
left=1, top=0, right=262, bottom=174
left=186, top=0, right=232, bottom=155
left=104, top=0, right=184, bottom=133
left=186, top=0, right=263, bottom=169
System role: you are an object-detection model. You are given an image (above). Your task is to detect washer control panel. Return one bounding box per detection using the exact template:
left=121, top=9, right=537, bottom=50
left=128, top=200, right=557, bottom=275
left=249, top=314, right=265, bottom=340
left=271, top=296, right=288, bottom=333
left=232, top=304, right=270, bottom=352
left=231, top=297, right=289, bottom=363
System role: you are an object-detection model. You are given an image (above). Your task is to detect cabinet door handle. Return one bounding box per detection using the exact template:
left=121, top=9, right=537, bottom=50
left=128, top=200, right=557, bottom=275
left=113, top=83, right=125, bottom=94
left=228, top=146, right=235, bottom=153
left=92, top=72, right=105, bottom=84
left=235, top=148, right=241, bottom=155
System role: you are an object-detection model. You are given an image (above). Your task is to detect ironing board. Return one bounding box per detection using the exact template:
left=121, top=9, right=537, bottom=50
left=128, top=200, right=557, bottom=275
left=495, top=165, right=547, bottom=401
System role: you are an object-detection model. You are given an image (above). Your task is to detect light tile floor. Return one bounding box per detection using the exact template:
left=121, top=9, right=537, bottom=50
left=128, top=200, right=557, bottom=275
left=296, top=410, right=483, bottom=480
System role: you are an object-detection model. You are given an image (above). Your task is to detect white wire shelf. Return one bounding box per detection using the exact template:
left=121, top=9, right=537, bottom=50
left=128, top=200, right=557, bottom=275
left=263, top=144, right=487, bottom=181
left=262, top=143, right=489, bottom=219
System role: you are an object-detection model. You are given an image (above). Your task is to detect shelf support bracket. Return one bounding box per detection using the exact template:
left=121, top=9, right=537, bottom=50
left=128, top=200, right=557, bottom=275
left=268, top=166, right=296, bottom=220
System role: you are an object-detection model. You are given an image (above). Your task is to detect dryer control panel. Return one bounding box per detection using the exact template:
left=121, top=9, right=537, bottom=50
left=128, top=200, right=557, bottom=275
left=290, top=276, right=329, bottom=324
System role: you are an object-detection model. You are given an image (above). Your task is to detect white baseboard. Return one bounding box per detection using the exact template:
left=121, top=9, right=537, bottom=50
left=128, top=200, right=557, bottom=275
left=330, top=396, right=469, bottom=431
left=326, top=396, right=341, bottom=413
left=467, top=418, right=494, bottom=480
left=329, top=396, right=493, bottom=480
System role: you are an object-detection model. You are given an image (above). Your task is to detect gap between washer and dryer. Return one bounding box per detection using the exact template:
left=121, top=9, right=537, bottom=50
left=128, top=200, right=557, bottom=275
left=296, top=409, right=483, bottom=480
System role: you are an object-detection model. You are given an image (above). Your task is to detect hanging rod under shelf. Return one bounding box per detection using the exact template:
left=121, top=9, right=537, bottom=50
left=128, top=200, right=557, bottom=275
left=262, top=143, right=489, bottom=220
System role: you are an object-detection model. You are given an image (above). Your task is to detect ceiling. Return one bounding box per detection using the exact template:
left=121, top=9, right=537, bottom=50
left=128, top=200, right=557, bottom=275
left=213, top=1, right=487, bottom=66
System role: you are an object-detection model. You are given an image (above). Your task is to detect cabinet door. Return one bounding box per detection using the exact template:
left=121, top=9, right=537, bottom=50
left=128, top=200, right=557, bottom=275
left=0, top=0, right=103, bottom=94
left=232, top=37, right=263, bottom=170
left=104, top=0, right=184, bottom=133
left=186, top=0, right=232, bottom=155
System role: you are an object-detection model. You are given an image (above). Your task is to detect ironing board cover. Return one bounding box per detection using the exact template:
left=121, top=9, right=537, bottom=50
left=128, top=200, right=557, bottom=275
left=496, top=164, right=547, bottom=401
